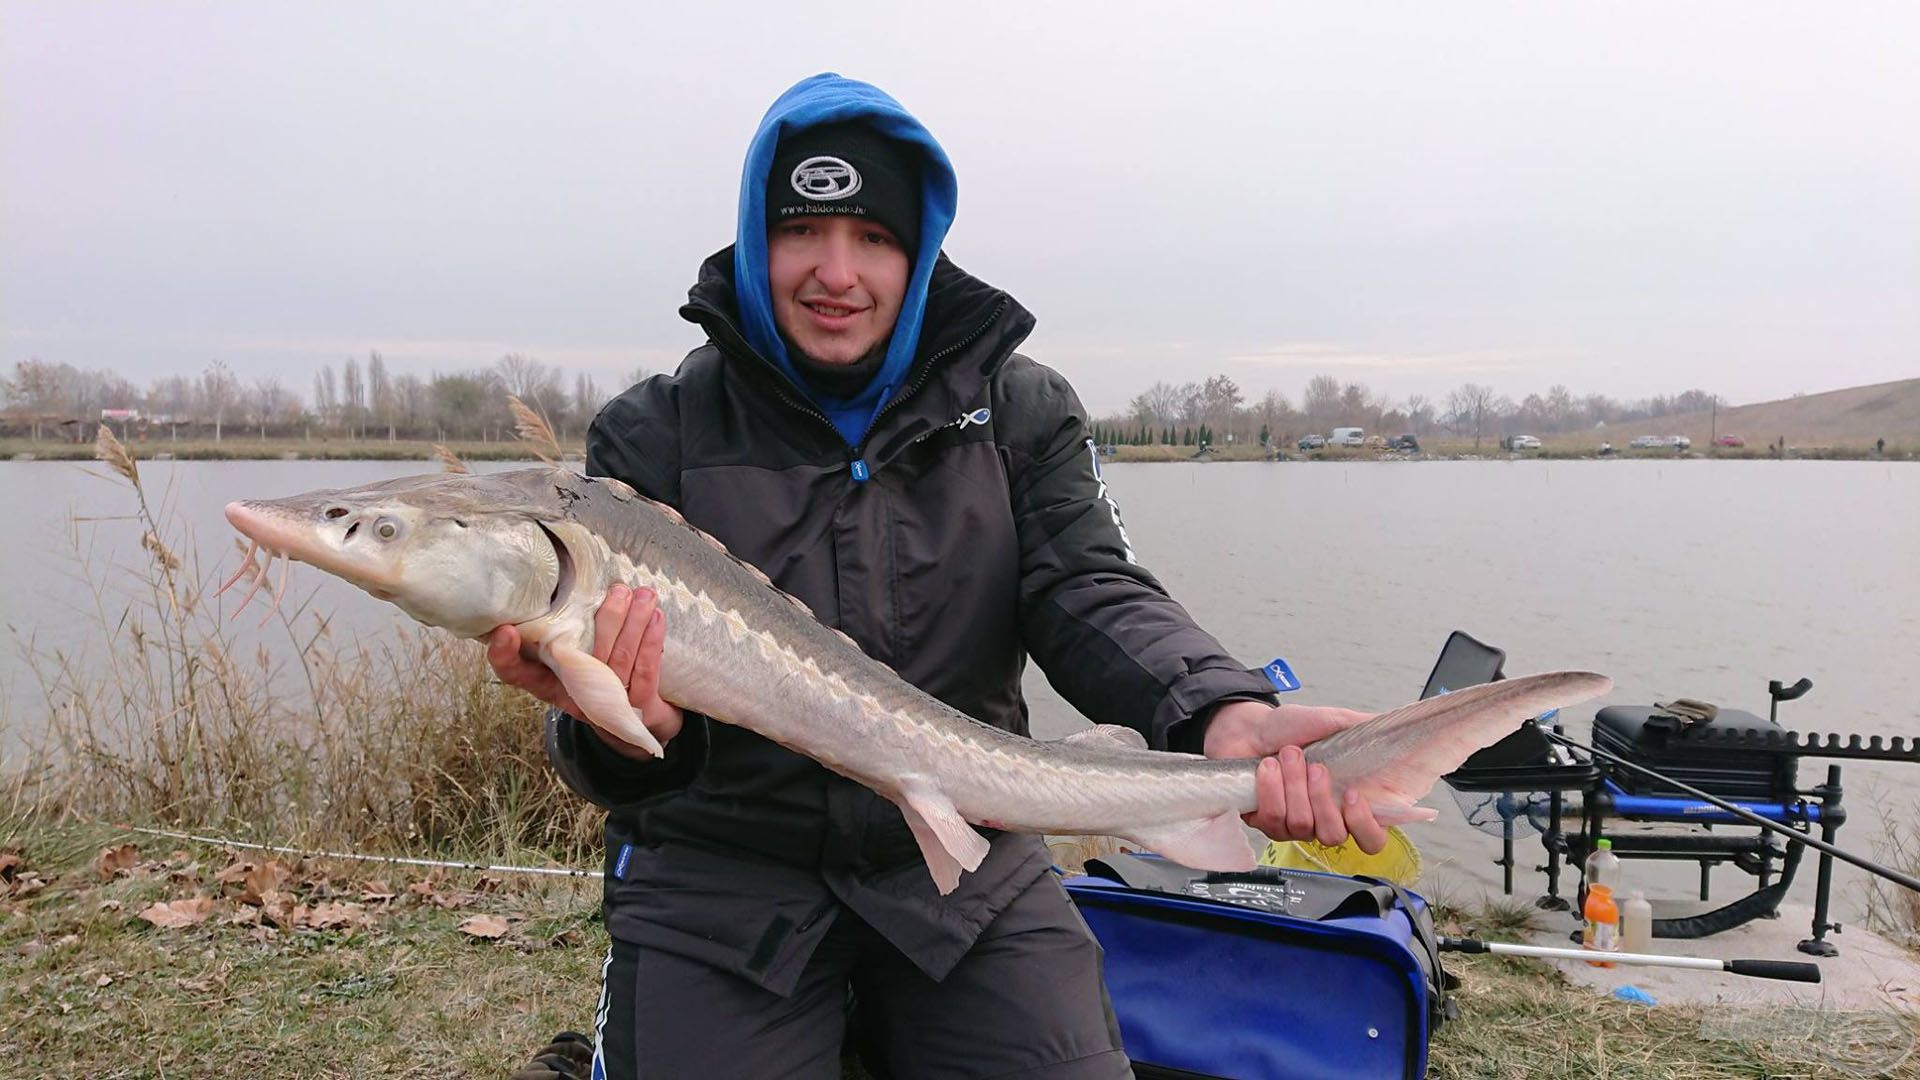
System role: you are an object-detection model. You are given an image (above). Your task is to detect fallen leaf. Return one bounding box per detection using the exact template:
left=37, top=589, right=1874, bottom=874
left=305, top=901, right=363, bottom=930
left=93, top=843, right=140, bottom=880
left=256, top=890, right=298, bottom=928
left=457, top=913, right=511, bottom=939
left=240, top=860, right=293, bottom=904
left=98, top=899, right=123, bottom=913
left=138, top=896, right=214, bottom=929
left=0, top=852, right=21, bottom=879
left=360, top=879, right=395, bottom=903
left=95, top=973, right=113, bottom=987
left=214, top=859, right=255, bottom=886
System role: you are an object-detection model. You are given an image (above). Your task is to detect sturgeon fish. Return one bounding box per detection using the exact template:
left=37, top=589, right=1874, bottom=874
left=223, top=467, right=1611, bottom=893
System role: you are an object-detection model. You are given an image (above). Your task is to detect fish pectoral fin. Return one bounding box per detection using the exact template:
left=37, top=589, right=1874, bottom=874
left=542, top=639, right=665, bottom=759
left=1057, top=724, right=1150, bottom=752
left=1122, top=813, right=1257, bottom=873
left=894, top=779, right=991, bottom=896
left=1367, top=796, right=1440, bottom=827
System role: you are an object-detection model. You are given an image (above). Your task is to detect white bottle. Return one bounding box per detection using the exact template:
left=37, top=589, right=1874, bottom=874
left=1622, top=890, right=1653, bottom=954
left=1584, top=837, right=1620, bottom=892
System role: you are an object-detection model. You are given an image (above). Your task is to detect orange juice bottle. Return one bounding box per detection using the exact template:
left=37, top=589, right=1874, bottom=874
left=1582, top=884, right=1619, bottom=967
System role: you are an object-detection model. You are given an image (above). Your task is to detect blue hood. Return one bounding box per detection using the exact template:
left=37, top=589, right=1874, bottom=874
left=733, top=73, right=958, bottom=447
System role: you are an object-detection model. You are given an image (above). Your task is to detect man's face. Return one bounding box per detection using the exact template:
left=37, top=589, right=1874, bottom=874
left=766, top=215, right=910, bottom=366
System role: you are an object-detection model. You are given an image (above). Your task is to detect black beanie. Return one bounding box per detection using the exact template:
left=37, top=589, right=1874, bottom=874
left=766, top=121, right=921, bottom=253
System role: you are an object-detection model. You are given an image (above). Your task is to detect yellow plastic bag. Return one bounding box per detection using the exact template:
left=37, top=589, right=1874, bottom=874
left=1260, top=827, right=1422, bottom=886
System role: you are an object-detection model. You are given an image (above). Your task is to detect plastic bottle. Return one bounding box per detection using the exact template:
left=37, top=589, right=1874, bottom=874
left=1584, top=837, right=1620, bottom=892
left=1622, top=890, right=1653, bottom=954
left=1582, top=884, right=1619, bottom=967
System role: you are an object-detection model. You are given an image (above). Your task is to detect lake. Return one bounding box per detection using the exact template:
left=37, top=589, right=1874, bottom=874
left=3, top=457, right=1916, bottom=922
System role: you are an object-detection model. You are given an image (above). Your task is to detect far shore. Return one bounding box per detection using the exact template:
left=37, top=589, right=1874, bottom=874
left=2, top=436, right=1912, bottom=464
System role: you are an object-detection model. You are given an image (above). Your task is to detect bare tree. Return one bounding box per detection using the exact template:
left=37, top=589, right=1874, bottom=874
left=1404, top=393, right=1431, bottom=435
left=314, top=364, right=339, bottom=431
left=1303, top=374, right=1342, bottom=426
left=1446, top=382, right=1498, bottom=448
left=202, top=360, right=240, bottom=442
left=572, top=371, right=605, bottom=431
left=342, top=355, right=365, bottom=438
left=252, top=377, right=288, bottom=439
left=1127, top=381, right=1186, bottom=427
left=1, top=358, right=69, bottom=440
left=367, top=350, right=396, bottom=441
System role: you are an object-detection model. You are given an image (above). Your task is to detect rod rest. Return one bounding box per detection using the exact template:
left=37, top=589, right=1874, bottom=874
left=1671, top=725, right=1920, bottom=763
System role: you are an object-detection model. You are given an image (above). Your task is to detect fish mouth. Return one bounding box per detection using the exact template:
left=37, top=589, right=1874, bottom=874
left=538, top=521, right=575, bottom=618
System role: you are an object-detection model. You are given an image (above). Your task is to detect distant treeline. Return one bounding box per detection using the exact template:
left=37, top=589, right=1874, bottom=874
left=0, top=354, right=647, bottom=443
left=4, top=354, right=1720, bottom=451
left=1098, top=374, right=1723, bottom=448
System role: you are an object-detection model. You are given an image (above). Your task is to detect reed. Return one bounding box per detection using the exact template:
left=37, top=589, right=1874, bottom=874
left=1, top=426, right=598, bottom=864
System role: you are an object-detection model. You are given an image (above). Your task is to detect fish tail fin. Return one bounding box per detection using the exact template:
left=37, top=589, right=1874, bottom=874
left=542, top=639, right=665, bottom=758
left=895, top=778, right=991, bottom=895
left=1122, top=812, right=1256, bottom=873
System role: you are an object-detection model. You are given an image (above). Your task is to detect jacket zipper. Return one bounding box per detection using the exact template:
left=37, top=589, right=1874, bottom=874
left=855, top=298, right=1009, bottom=455
left=704, top=298, right=1012, bottom=470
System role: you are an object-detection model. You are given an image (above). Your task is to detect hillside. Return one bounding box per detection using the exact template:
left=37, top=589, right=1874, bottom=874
left=1547, top=377, right=1920, bottom=450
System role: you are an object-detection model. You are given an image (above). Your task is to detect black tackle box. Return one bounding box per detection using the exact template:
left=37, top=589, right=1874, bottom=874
left=1593, top=706, right=1798, bottom=801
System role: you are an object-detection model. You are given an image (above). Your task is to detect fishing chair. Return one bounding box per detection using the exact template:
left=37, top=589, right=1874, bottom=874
left=1432, top=631, right=1894, bottom=957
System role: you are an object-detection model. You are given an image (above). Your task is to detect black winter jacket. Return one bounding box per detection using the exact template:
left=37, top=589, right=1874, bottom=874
left=546, top=249, right=1275, bottom=995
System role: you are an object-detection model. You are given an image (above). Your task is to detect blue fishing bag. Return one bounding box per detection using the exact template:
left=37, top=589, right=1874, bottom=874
left=1064, top=855, right=1456, bottom=1080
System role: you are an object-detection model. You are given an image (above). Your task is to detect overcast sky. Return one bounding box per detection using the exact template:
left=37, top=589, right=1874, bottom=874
left=4, top=2, right=1916, bottom=415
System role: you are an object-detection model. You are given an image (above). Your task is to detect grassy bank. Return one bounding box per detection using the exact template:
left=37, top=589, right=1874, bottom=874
left=5, top=819, right=1913, bottom=1078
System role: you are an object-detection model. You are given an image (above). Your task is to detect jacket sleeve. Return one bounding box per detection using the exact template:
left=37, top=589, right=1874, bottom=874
left=997, top=357, right=1276, bottom=751
left=542, top=371, right=712, bottom=810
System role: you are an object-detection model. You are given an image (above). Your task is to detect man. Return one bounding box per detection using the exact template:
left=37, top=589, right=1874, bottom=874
left=490, top=73, right=1384, bottom=1079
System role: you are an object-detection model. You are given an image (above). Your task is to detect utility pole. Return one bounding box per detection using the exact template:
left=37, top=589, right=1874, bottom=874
left=1711, top=398, right=1718, bottom=446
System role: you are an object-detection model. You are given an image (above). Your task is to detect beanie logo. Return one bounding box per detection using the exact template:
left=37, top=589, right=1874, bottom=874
left=791, top=156, right=862, bottom=201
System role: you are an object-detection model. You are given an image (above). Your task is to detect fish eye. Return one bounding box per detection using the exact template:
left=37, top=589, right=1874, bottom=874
left=374, top=518, right=399, bottom=540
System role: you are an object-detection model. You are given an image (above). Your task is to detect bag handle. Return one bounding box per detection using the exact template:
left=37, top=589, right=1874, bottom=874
left=1084, top=854, right=1396, bottom=922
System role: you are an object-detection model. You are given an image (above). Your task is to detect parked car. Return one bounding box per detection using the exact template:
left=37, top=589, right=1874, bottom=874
left=1363, top=434, right=1388, bottom=449
left=1628, top=435, right=1663, bottom=449
left=1502, top=434, right=1542, bottom=451
left=1387, top=434, right=1420, bottom=452
left=1297, top=434, right=1327, bottom=451
left=1669, top=435, right=1692, bottom=450
left=1328, top=427, right=1366, bottom=447
left=1715, top=434, right=1744, bottom=448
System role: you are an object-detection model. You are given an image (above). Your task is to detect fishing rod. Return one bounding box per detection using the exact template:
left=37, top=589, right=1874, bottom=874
left=1437, top=936, right=1822, bottom=983
left=1537, top=729, right=1920, bottom=895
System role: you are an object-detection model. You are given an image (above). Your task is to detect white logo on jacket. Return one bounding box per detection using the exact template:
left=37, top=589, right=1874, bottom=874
left=1086, top=438, right=1136, bottom=564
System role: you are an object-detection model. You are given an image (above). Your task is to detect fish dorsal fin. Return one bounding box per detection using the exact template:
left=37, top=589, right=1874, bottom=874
left=1059, top=724, right=1150, bottom=752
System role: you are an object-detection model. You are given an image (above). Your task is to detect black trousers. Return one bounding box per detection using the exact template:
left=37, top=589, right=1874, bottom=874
left=591, top=874, right=1132, bottom=1079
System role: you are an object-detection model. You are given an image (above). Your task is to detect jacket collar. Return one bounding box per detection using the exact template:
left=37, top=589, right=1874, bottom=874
left=680, top=247, right=1037, bottom=417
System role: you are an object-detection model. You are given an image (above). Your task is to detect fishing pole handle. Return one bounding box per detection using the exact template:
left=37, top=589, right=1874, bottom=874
left=1726, top=958, right=1822, bottom=983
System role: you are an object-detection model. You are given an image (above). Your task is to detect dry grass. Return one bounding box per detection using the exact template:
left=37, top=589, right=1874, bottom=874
left=2, top=426, right=599, bottom=865
left=1866, top=802, right=1920, bottom=954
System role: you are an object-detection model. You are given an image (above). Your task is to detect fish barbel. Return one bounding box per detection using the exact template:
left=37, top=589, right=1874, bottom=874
left=223, top=467, right=1611, bottom=893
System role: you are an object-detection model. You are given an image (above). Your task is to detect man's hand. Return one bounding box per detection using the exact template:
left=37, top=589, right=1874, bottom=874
left=485, top=584, right=684, bottom=760
left=1203, top=700, right=1389, bottom=854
